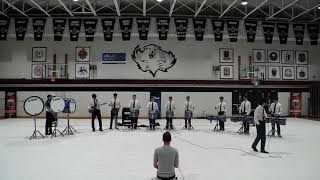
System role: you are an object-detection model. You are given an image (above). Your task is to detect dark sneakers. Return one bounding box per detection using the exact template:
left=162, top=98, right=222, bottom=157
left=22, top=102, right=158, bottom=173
left=252, top=146, right=258, bottom=152
left=261, top=150, right=269, bottom=154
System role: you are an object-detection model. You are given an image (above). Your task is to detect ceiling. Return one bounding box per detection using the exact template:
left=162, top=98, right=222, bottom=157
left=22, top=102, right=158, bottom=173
left=1, top=0, right=320, bottom=22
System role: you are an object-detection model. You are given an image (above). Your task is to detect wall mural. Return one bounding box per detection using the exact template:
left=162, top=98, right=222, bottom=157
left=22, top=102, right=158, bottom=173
left=131, top=44, right=177, bottom=77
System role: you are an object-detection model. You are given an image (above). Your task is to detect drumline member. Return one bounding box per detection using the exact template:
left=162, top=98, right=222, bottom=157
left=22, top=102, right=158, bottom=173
left=252, top=99, right=269, bottom=154
left=154, top=132, right=179, bottom=180
left=240, top=95, right=251, bottom=134
left=129, top=94, right=141, bottom=129
left=268, top=97, right=282, bottom=137
left=109, top=93, right=121, bottom=130
left=215, top=96, right=227, bottom=131
left=89, top=94, right=102, bottom=132
left=184, top=96, right=194, bottom=129
left=165, top=97, right=175, bottom=130
left=45, top=95, right=54, bottom=135
left=147, top=96, right=158, bottom=130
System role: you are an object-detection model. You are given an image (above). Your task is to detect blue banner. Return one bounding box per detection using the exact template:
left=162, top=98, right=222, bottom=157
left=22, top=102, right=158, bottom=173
left=102, top=53, right=126, bottom=64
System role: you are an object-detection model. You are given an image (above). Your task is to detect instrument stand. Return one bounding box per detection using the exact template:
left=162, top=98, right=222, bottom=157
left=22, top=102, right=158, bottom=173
left=29, top=118, right=45, bottom=140
left=237, top=123, right=245, bottom=134
left=213, top=120, right=220, bottom=132
left=182, top=119, right=194, bottom=130
left=164, top=120, right=176, bottom=131
left=62, top=113, right=77, bottom=135
left=51, top=121, right=64, bottom=138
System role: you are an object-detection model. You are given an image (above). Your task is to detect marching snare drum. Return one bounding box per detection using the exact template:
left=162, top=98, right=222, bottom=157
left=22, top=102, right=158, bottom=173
left=149, top=111, right=157, bottom=119
left=185, top=110, right=193, bottom=119
left=217, top=115, right=227, bottom=122
left=63, top=98, right=76, bottom=114
left=49, top=96, right=65, bottom=113
left=231, top=115, right=244, bottom=122
left=24, top=96, right=44, bottom=116
left=130, top=110, right=139, bottom=118
left=166, top=111, right=174, bottom=118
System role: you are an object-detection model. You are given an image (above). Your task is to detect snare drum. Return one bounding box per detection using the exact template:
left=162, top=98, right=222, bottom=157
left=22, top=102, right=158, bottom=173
left=63, top=98, right=76, bottom=114
left=49, top=96, right=65, bottom=113
left=24, top=96, right=44, bottom=116
left=166, top=111, right=174, bottom=118
left=130, top=110, right=139, bottom=118
left=185, top=110, right=193, bottom=119
left=245, top=116, right=254, bottom=124
left=149, top=111, right=157, bottom=119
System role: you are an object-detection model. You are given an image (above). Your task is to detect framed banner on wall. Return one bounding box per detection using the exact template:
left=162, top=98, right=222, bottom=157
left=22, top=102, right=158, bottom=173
left=75, top=47, right=90, bottom=62
left=267, top=50, right=280, bottom=63
left=219, top=48, right=234, bottom=63
left=220, top=65, right=234, bottom=79
left=253, top=49, right=266, bottom=63
left=31, top=64, right=46, bottom=79
left=282, top=66, right=295, bottom=80
left=281, top=50, right=294, bottom=64
left=268, top=66, right=281, bottom=79
left=296, top=66, right=308, bottom=80
left=32, top=47, right=47, bottom=62
left=75, top=63, right=90, bottom=79
left=295, top=51, right=308, bottom=65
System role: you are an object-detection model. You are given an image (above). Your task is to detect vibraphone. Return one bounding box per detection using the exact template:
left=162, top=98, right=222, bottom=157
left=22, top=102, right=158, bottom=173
left=230, top=115, right=254, bottom=134
left=265, top=116, right=286, bottom=136
left=206, top=115, right=226, bottom=131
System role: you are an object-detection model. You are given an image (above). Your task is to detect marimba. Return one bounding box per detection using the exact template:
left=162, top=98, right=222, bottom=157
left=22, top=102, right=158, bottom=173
left=230, top=115, right=254, bottom=133
left=206, top=115, right=226, bottom=131
left=265, top=116, right=287, bottom=136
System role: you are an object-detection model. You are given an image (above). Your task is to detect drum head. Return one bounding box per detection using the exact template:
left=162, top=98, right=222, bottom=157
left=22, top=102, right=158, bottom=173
left=24, top=96, right=44, bottom=116
left=63, top=98, right=76, bottom=113
left=50, top=96, right=65, bottom=113
left=69, top=99, right=76, bottom=113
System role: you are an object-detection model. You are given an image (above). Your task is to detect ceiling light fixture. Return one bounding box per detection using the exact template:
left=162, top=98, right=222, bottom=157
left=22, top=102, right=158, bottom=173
left=157, top=0, right=163, bottom=2
left=241, top=0, right=248, bottom=5
left=318, top=6, right=320, bottom=10
left=73, top=0, right=79, bottom=2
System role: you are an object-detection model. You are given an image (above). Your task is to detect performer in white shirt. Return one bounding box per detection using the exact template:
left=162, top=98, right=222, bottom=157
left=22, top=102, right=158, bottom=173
left=240, top=95, right=251, bottom=134
left=129, top=94, right=141, bottom=129
left=165, top=96, right=175, bottom=130
left=184, top=96, right=194, bottom=129
left=89, top=94, right=102, bottom=132
left=147, top=96, right=159, bottom=130
left=268, top=97, right=282, bottom=137
left=252, top=99, right=268, bottom=153
left=215, top=96, right=227, bottom=131
left=108, top=93, right=121, bottom=130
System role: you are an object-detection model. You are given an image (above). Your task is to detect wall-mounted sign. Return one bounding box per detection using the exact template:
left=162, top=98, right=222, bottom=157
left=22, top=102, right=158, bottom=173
left=102, top=53, right=126, bottom=64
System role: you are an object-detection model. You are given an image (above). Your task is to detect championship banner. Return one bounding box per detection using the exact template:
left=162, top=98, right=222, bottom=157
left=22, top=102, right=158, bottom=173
left=293, top=24, right=305, bottom=45
left=290, top=92, right=302, bottom=117
left=84, top=19, right=97, bottom=41
left=119, top=18, right=133, bottom=41
left=15, top=18, right=28, bottom=41
left=32, top=18, right=46, bottom=41
left=101, top=18, right=115, bottom=41
left=307, top=24, right=319, bottom=45
left=193, top=18, right=206, bottom=41
left=136, top=18, right=150, bottom=40
left=174, top=18, right=188, bottom=41
left=156, top=18, right=170, bottom=40
left=244, top=21, right=257, bottom=42
left=227, top=20, right=239, bottom=42
left=212, top=20, right=224, bottom=41
left=0, top=18, right=10, bottom=40
left=262, top=22, right=275, bottom=44
left=277, top=23, right=289, bottom=44
left=69, top=19, right=82, bottom=41
left=53, top=19, right=66, bottom=41
left=5, top=91, right=16, bottom=118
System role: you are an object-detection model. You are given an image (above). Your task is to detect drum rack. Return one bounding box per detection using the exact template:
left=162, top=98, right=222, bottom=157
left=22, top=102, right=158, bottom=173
left=29, top=118, right=45, bottom=140
left=62, top=113, right=77, bottom=135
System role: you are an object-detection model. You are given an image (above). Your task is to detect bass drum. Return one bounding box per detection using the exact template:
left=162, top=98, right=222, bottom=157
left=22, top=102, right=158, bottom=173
left=49, top=96, right=65, bottom=113
left=63, top=98, right=76, bottom=114
left=24, top=96, right=44, bottom=116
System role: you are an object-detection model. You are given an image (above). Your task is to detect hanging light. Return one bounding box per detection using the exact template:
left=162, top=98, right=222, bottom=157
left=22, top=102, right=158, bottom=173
left=241, top=0, right=248, bottom=5
left=157, top=0, right=163, bottom=3
left=318, top=6, right=320, bottom=10
left=73, top=0, right=79, bottom=2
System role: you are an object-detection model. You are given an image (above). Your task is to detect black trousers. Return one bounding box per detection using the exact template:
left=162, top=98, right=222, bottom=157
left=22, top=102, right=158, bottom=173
left=131, top=117, right=138, bottom=129
left=149, top=118, right=155, bottom=129
left=91, top=109, right=102, bottom=130
left=241, top=112, right=250, bottom=133
left=110, top=109, right=119, bottom=129
left=218, top=111, right=225, bottom=131
left=271, top=115, right=281, bottom=136
left=252, top=121, right=266, bottom=151
left=157, top=175, right=176, bottom=180
left=184, top=118, right=191, bottom=128
left=45, top=111, right=54, bottom=134
left=166, top=117, right=173, bottom=129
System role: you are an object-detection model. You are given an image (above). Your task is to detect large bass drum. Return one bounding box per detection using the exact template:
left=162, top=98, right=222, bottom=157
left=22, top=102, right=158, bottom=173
left=24, top=96, right=44, bottom=116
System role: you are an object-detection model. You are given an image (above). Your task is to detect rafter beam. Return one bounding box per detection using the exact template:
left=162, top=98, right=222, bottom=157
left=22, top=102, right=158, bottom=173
left=113, top=0, right=121, bottom=16
left=3, top=0, right=28, bottom=17
left=289, top=3, right=320, bottom=21
left=0, top=10, right=9, bottom=17
left=143, top=0, right=146, bottom=16
left=86, top=0, right=97, bottom=16
left=266, top=0, right=299, bottom=20
left=30, top=0, right=50, bottom=17
left=169, top=0, right=177, bottom=17
left=56, top=0, right=73, bottom=16
left=194, top=0, right=207, bottom=17
left=219, top=0, right=238, bottom=18
left=311, top=16, right=320, bottom=22
left=243, top=0, right=268, bottom=19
